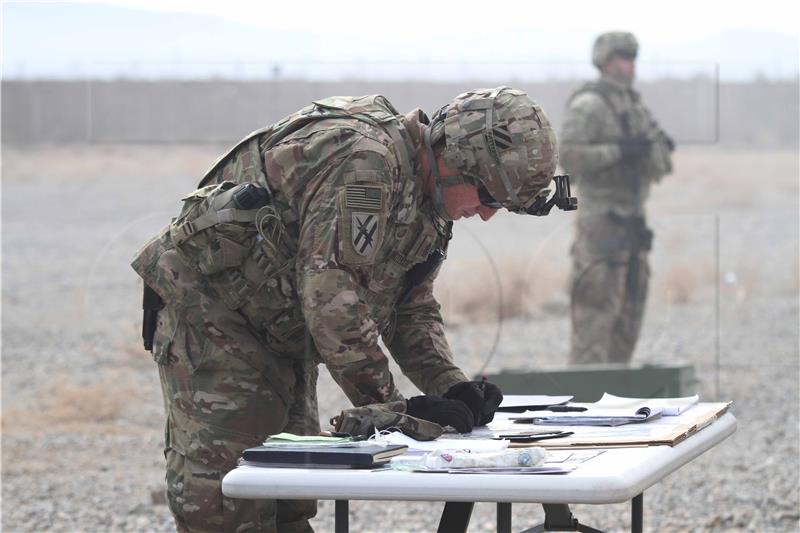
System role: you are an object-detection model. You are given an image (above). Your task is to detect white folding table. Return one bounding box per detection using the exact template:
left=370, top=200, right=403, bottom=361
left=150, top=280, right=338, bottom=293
left=223, top=412, right=735, bottom=532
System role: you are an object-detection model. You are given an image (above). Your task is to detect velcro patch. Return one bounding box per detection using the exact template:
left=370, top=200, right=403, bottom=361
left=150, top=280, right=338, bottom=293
left=351, top=213, right=379, bottom=256
left=345, top=185, right=383, bottom=211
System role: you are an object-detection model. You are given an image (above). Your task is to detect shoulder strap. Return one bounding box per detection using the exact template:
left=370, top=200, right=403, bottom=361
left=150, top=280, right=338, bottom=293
left=198, top=95, right=409, bottom=188
left=567, top=81, right=630, bottom=137
left=170, top=184, right=263, bottom=245
left=197, top=125, right=273, bottom=188
left=380, top=118, right=414, bottom=179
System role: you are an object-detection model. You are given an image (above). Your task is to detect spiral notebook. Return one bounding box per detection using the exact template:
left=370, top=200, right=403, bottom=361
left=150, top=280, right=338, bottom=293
left=530, top=405, right=663, bottom=426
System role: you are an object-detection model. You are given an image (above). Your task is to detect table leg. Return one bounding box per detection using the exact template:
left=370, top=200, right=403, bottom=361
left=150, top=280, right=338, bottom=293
left=497, top=502, right=512, bottom=533
left=521, top=504, right=605, bottom=533
left=631, top=493, right=643, bottom=533
left=437, top=501, right=474, bottom=533
left=335, top=500, right=349, bottom=533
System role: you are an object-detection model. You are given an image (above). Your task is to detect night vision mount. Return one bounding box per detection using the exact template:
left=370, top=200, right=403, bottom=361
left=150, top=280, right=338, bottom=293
left=519, top=175, right=578, bottom=216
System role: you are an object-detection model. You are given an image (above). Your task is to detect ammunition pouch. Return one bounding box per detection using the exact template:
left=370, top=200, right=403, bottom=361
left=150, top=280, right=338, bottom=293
left=169, top=181, right=269, bottom=276
left=646, top=130, right=674, bottom=181
left=634, top=222, right=653, bottom=253
left=618, top=214, right=652, bottom=253
left=581, top=213, right=652, bottom=256
left=165, top=180, right=306, bottom=351
left=142, top=283, right=164, bottom=352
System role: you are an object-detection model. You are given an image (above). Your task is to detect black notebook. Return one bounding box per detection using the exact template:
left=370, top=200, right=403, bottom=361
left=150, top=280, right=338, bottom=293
left=241, top=444, right=408, bottom=469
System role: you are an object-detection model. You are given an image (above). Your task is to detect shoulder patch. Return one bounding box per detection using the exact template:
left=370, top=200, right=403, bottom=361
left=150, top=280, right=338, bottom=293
left=336, top=184, right=388, bottom=266
left=346, top=184, right=383, bottom=211
left=351, top=212, right=380, bottom=256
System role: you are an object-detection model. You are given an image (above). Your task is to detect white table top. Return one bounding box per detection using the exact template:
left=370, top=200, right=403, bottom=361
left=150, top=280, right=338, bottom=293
left=222, top=412, right=735, bottom=505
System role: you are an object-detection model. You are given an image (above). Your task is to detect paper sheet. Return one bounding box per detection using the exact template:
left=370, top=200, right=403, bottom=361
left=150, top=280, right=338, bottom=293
left=593, top=393, right=700, bottom=416
left=263, top=433, right=352, bottom=445
left=497, top=395, right=574, bottom=411
left=498, top=402, right=732, bottom=448
left=372, top=431, right=509, bottom=453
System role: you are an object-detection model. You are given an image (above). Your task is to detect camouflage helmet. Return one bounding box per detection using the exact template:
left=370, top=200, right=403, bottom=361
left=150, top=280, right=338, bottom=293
left=592, top=31, right=638, bottom=68
left=425, top=87, right=558, bottom=215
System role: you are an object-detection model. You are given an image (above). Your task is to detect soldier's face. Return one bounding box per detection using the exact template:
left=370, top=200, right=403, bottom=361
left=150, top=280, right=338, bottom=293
left=441, top=184, right=499, bottom=221
left=605, top=56, right=636, bottom=84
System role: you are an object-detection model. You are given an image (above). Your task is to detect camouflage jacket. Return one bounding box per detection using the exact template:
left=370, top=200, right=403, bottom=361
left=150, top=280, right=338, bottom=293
left=560, top=75, right=673, bottom=218
left=132, top=95, right=470, bottom=407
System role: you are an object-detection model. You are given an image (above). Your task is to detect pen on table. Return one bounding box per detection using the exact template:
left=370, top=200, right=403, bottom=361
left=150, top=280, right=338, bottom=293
left=545, top=405, right=588, bottom=412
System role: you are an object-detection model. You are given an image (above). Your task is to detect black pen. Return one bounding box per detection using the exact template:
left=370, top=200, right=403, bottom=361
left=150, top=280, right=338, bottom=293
left=494, top=431, right=574, bottom=442
left=546, top=405, right=588, bottom=412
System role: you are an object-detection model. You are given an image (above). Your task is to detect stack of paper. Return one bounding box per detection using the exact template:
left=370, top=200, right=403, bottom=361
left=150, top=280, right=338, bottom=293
left=592, top=393, right=700, bottom=415
left=511, top=393, right=700, bottom=427
left=530, top=406, right=663, bottom=426
left=241, top=432, right=409, bottom=468
left=497, top=395, right=574, bottom=412
left=372, top=430, right=510, bottom=454
left=493, top=401, right=733, bottom=448
left=262, top=432, right=354, bottom=445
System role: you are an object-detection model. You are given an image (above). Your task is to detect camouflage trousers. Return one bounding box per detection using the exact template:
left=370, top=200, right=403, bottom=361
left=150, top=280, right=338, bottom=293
left=569, top=213, right=651, bottom=364
left=153, top=297, right=319, bottom=533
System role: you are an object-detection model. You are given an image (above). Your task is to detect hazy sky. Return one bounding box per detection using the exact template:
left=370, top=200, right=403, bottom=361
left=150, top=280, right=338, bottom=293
left=100, top=0, right=799, bottom=39
left=3, top=0, right=798, bottom=80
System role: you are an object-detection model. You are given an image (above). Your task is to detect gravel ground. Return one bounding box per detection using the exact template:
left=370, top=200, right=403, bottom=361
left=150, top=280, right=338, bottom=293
left=2, top=145, right=798, bottom=532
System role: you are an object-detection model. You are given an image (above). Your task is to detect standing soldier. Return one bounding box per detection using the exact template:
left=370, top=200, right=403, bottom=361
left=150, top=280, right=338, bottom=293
left=561, top=32, right=674, bottom=365
left=133, top=87, right=573, bottom=532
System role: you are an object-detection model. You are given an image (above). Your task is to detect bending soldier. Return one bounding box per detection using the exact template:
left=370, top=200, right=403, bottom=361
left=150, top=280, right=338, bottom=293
left=132, top=87, right=567, bottom=532
left=561, top=32, right=675, bottom=365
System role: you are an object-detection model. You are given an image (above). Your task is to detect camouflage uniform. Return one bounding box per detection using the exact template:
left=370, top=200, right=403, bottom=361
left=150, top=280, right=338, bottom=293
left=561, top=32, right=673, bottom=364
left=132, top=95, right=474, bottom=532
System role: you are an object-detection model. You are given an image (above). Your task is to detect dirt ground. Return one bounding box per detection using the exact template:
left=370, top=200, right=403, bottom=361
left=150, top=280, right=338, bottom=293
left=1, top=144, right=798, bottom=532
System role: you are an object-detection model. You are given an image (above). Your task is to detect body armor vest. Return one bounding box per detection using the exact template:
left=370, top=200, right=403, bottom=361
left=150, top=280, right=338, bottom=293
left=133, top=95, right=449, bottom=356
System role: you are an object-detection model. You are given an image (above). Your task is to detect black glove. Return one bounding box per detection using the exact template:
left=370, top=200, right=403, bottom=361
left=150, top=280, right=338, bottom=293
left=443, top=380, right=504, bottom=426
left=406, top=395, right=474, bottom=433
left=618, top=137, right=652, bottom=162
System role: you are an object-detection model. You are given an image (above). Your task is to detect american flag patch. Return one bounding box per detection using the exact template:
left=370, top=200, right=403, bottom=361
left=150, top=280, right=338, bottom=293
left=345, top=185, right=383, bottom=211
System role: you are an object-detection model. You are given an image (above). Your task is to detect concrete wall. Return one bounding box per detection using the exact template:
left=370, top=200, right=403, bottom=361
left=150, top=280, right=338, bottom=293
left=3, top=79, right=797, bottom=147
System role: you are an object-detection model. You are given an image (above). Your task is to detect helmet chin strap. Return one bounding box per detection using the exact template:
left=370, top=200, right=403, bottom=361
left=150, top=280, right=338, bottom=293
left=424, top=125, right=453, bottom=222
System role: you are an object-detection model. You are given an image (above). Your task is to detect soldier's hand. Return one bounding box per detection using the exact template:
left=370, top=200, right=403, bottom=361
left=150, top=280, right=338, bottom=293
left=618, top=137, right=652, bottom=162
left=444, top=380, right=504, bottom=425
left=405, top=395, right=474, bottom=433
